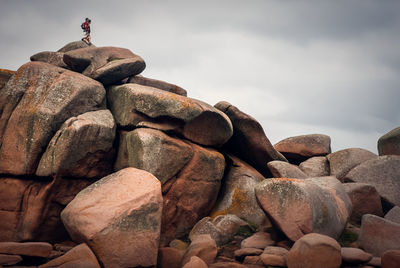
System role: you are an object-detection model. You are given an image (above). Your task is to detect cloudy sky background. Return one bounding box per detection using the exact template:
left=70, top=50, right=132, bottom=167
left=1, top=0, right=399, bottom=153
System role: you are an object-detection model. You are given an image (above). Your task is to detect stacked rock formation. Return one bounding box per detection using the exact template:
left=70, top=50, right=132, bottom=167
left=0, top=40, right=399, bottom=268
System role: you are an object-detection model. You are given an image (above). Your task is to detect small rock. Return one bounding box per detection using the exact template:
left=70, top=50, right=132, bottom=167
left=241, top=232, right=275, bottom=249
left=0, top=254, right=22, bottom=266
left=234, top=248, right=263, bottom=261
left=378, top=127, right=400, bottom=156
left=366, top=257, right=381, bottom=267
left=341, top=247, right=373, bottom=264
left=181, top=234, right=217, bottom=266
left=0, top=242, right=53, bottom=258
left=299, top=156, right=330, bottom=177
left=358, top=214, right=400, bottom=257
left=286, top=233, right=342, bottom=268
left=210, top=262, right=247, bottom=268
left=158, top=247, right=184, bottom=268
left=182, top=256, right=208, bottom=268
left=39, top=243, right=100, bottom=268
left=267, top=160, right=308, bottom=179
left=385, top=206, right=400, bottom=224
left=243, top=255, right=264, bottom=265
left=381, top=250, right=400, bottom=268
left=260, top=246, right=288, bottom=267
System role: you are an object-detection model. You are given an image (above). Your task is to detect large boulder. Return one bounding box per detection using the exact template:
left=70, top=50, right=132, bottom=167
left=358, top=214, right=400, bottom=257
left=286, top=233, right=342, bottom=268
left=0, top=68, right=15, bottom=90
left=58, top=40, right=92, bottom=53
left=0, top=176, right=92, bottom=242
left=114, top=128, right=193, bottom=184
left=30, top=51, right=69, bottom=69
left=215, top=101, right=287, bottom=177
left=255, top=176, right=351, bottom=241
left=61, top=168, right=163, bottom=268
left=211, top=155, right=270, bottom=228
left=63, top=46, right=145, bottom=85
left=108, top=84, right=233, bottom=147
left=0, top=62, right=106, bottom=175
left=378, top=127, right=400, bottom=156
left=299, top=156, right=330, bottom=177
left=385, top=206, right=400, bottom=224
left=161, top=144, right=225, bottom=245
left=327, top=148, right=377, bottom=181
left=0, top=242, right=52, bottom=258
left=36, top=110, right=116, bottom=178
left=128, top=75, right=187, bottom=96
left=267, top=160, right=308, bottom=179
left=343, top=183, right=383, bottom=224
left=382, top=250, right=400, bottom=268
left=343, top=155, right=400, bottom=207
left=274, top=134, right=331, bottom=163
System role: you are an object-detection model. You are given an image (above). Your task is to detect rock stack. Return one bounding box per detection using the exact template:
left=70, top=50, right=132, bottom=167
left=0, top=40, right=399, bottom=268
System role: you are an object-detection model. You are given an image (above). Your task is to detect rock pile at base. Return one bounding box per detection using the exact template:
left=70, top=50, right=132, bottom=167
left=0, top=40, right=399, bottom=267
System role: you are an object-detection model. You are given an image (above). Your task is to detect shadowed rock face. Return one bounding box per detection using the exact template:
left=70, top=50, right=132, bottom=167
left=378, top=127, right=400, bottom=156
left=215, top=101, right=287, bottom=178
left=0, top=62, right=106, bottom=176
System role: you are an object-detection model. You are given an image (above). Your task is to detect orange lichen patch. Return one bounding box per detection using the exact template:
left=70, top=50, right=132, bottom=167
left=272, top=177, right=301, bottom=182
left=210, top=187, right=250, bottom=218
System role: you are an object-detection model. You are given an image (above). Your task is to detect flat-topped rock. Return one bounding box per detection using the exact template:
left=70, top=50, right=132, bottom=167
left=378, top=126, right=400, bottom=156
left=128, top=75, right=187, bottom=96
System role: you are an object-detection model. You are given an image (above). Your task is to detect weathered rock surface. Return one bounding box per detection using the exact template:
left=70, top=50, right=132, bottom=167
left=299, top=156, right=330, bottom=177
left=241, top=232, right=275, bottom=249
left=274, top=134, right=331, bottom=163
left=343, top=183, right=383, bottom=224
left=211, top=155, right=269, bottom=227
left=39, top=243, right=101, bottom=268
left=63, top=46, right=145, bottom=85
left=183, top=256, right=208, bottom=268
left=30, top=51, right=69, bottom=69
left=0, top=68, right=15, bottom=90
left=341, top=247, right=372, bottom=264
left=255, top=177, right=351, bottom=241
left=37, top=110, right=116, bottom=178
left=190, top=215, right=252, bottom=246
left=58, top=40, right=92, bottom=53
left=358, top=214, right=400, bottom=257
left=181, top=234, right=218, bottom=266
left=61, top=168, right=163, bottom=268
left=267, top=160, right=308, bottom=179
left=161, top=144, right=225, bottom=245
left=343, top=155, right=400, bottom=207
left=260, top=246, right=288, bottom=267
left=114, top=128, right=193, bottom=184
left=0, top=253, right=22, bottom=266
left=327, top=148, right=377, bottom=181
left=378, top=127, right=400, bottom=156
left=286, top=233, right=342, bottom=268
left=385, top=206, right=400, bottom=224
left=381, top=250, right=400, bottom=268
left=0, top=62, right=106, bottom=175
left=108, top=84, right=233, bottom=147
left=0, top=177, right=92, bottom=242
left=0, top=241, right=52, bottom=257
left=128, top=75, right=187, bottom=96
left=215, top=101, right=287, bottom=177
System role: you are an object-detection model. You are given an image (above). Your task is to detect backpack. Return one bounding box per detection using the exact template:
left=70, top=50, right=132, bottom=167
left=81, top=22, right=85, bottom=30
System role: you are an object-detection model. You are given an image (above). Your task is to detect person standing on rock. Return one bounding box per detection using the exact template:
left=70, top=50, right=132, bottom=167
left=81, top=18, right=92, bottom=45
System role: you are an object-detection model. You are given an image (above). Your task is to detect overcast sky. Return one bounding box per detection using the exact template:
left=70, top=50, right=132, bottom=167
left=1, top=0, right=399, bottom=153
